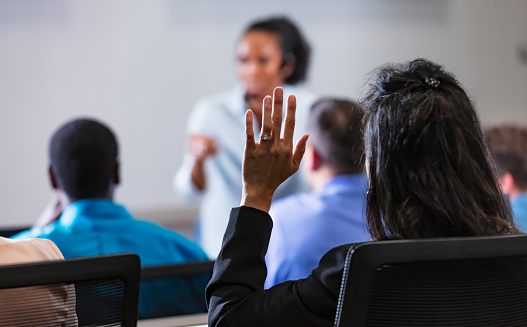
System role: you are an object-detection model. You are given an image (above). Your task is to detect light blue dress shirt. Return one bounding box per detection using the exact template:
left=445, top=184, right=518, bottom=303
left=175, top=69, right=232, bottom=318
left=12, top=199, right=209, bottom=319
left=265, top=174, right=370, bottom=288
left=174, top=85, right=316, bottom=258
left=512, top=192, right=527, bottom=232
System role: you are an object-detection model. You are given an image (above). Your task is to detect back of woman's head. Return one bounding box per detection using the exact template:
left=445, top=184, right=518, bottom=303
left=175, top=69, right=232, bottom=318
left=362, top=58, right=517, bottom=240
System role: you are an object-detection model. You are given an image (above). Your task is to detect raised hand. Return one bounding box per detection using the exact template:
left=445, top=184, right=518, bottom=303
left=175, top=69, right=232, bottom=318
left=241, top=87, right=309, bottom=212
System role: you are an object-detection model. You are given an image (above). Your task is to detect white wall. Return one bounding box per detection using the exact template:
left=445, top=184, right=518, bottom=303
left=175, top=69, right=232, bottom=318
left=0, top=0, right=526, bottom=228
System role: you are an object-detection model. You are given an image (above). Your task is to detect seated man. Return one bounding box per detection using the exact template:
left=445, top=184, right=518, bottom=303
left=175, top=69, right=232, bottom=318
left=13, top=118, right=209, bottom=319
left=485, top=124, right=527, bottom=231
left=265, top=98, right=370, bottom=288
left=0, top=237, right=77, bottom=326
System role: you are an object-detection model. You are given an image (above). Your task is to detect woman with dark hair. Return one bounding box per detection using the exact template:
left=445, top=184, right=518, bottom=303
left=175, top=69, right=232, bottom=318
left=206, top=59, right=519, bottom=326
left=174, top=17, right=316, bottom=258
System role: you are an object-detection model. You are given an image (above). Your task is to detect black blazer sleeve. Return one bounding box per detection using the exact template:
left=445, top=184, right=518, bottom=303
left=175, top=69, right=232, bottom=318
left=206, top=206, right=353, bottom=327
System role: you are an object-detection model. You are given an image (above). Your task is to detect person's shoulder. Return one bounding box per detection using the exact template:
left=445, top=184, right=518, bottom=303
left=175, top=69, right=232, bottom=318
left=0, top=237, right=64, bottom=265
left=187, top=87, right=243, bottom=131
left=130, top=218, right=208, bottom=259
left=283, top=84, right=317, bottom=106
left=303, top=243, right=358, bottom=295
left=270, top=191, right=320, bottom=223
left=511, top=193, right=527, bottom=231
left=316, top=243, right=357, bottom=267
left=26, top=238, right=64, bottom=260
left=193, top=87, right=241, bottom=113
left=284, top=84, right=314, bottom=96
left=272, top=190, right=313, bottom=208
left=11, top=224, right=57, bottom=240
left=126, top=218, right=177, bottom=236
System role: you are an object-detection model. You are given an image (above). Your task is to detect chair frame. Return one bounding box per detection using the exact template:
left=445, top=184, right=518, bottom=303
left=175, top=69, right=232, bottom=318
left=140, top=260, right=214, bottom=281
left=0, top=252, right=141, bottom=327
left=334, top=235, right=527, bottom=326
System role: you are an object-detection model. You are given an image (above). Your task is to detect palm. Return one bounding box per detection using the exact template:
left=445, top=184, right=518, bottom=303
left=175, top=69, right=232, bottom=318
left=241, top=87, right=309, bottom=212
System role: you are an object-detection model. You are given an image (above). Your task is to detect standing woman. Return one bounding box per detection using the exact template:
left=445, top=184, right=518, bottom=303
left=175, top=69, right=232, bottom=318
left=174, top=17, right=316, bottom=258
left=206, top=59, right=519, bottom=326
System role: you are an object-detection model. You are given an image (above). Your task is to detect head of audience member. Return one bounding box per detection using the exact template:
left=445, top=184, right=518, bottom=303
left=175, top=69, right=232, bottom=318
left=302, top=98, right=364, bottom=189
left=237, top=16, right=310, bottom=106
left=361, top=58, right=518, bottom=241
left=484, top=125, right=527, bottom=199
left=49, top=118, right=119, bottom=205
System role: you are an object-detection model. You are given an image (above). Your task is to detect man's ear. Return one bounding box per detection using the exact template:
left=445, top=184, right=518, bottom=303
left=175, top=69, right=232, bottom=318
left=499, top=171, right=515, bottom=195
left=113, top=161, right=120, bottom=185
left=311, top=147, right=322, bottom=171
left=48, top=166, right=59, bottom=189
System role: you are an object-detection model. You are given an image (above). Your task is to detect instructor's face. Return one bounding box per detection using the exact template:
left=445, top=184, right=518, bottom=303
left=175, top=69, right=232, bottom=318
left=236, top=30, right=288, bottom=99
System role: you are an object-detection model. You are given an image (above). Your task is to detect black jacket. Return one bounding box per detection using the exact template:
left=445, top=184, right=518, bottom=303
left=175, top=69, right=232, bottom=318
left=206, top=206, right=354, bottom=327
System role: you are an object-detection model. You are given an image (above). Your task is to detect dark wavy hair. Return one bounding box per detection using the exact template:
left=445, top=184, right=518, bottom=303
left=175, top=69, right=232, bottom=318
left=361, top=58, right=518, bottom=241
left=245, top=17, right=310, bottom=85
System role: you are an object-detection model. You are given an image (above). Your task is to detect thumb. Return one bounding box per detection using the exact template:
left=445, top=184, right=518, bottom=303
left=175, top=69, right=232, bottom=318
left=292, top=134, right=309, bottom=170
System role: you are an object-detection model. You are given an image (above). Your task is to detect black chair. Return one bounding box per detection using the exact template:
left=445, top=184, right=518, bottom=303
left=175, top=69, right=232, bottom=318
left=0, top=253, right=141, bottom=327
left=139, top=260, right=214, bottom=319
left=334, top=235, right=527, bottom=327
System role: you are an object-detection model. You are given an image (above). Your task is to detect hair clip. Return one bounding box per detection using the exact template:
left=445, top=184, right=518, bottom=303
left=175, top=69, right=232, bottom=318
left=425, top=78, right=440, bottom=88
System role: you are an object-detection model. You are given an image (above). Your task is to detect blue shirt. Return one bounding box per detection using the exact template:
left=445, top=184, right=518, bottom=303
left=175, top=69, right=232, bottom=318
left=12, top=199, right=209, bottom=319
left=265, top=174, right=370, bottom=288
left=174, top=85, right=316, bottom=258
left=512, top=192, right=527, bottom=232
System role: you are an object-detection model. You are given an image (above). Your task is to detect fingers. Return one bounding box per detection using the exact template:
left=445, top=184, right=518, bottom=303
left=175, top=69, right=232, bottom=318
left=260, top=96, right=272, bottom=142
left=292, top=133, right=309, bottom=169
left=245, top=109, right=256, bottom=150
left=283, top=94, right=297, bottom=144
left=271, top=87, right=283, bottom=144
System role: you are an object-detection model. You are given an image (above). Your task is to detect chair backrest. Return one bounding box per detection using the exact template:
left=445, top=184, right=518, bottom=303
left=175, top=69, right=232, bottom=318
left=138, top=260, right=214, bottom=319
left=0, top=253, right=140, bottom=327
left=334, top=235, right=527, bottom=327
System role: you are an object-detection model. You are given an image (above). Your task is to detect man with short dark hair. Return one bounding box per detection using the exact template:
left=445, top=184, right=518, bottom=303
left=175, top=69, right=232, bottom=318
left=13, top=118, right=209, bottom=319
left=264, top=98, right=369, bottom=288
left=485, top=124, right=527, bottom=231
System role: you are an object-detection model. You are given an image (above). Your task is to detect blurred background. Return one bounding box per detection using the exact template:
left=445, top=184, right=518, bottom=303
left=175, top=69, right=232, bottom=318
left=0, top=0, right=526, bottom=229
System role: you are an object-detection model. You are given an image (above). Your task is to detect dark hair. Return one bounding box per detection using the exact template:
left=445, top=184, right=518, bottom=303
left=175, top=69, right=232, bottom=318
left=361, top=58, right=517, bottom=241
left=245, top=16, right=310, bottom=84
left=308, top=98, right=364, bottom=174
left=49, top=118, right=118, bottom=200
left=485, top=125, right=527, bottom=189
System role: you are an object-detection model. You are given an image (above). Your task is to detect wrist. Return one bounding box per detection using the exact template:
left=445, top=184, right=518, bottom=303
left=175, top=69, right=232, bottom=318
left=193, top=157, right=206, bottom=166
left=241, top=188, right=274, bottom=212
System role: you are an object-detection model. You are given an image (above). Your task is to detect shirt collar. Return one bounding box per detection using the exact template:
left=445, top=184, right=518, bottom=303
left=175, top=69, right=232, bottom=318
left=316, top=174, right=368, bottom=196
left=59, top=198, right=133, bottom=229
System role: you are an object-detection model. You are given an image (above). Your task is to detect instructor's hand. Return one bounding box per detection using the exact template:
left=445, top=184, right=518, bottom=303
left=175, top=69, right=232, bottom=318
left=241, top=87, right=309, bottom=212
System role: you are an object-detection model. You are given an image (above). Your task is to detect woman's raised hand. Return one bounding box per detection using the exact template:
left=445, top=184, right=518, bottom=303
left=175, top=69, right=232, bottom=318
left=241, top=87, right=309, bottom=212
